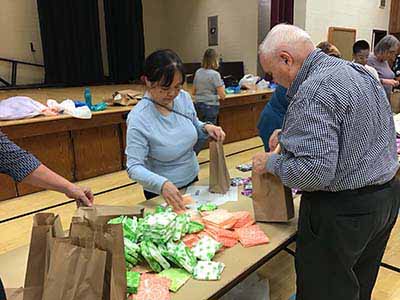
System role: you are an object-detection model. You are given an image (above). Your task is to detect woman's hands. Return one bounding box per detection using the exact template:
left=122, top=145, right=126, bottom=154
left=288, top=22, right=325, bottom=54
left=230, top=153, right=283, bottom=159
left=204, top=124, right=226, bottom=141
left=161, top=181, right=186, bottom=211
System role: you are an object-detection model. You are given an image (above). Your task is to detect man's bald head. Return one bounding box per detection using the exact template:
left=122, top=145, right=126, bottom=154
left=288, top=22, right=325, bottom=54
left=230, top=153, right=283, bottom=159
left=259, top=24, right=315, bottom=88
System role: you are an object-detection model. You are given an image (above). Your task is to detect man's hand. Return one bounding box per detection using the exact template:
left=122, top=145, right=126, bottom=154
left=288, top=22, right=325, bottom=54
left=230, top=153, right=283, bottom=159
left=269, top=129, right=282, bottom=152
left=252, top=152, right=272, bottom=174
left=66, top=185, right=94, bottom=207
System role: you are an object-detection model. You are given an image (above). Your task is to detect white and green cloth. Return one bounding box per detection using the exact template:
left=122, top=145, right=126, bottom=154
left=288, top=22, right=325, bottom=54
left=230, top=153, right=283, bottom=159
left=162, top=241, right=197, bottom=274
left=193, top=261, right=225, bottom=281
left=191, top=235, right=222, bottom=261
left=141, top=211, right=177, bottom=244
left=159, top=268, right=191, bottom=292
left=172, top=214, right=190, bottom=241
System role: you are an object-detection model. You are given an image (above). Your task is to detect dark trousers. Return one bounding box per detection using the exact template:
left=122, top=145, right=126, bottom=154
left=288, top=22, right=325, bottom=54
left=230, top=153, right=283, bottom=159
left=143, top=176, right=199, bottom=200
left=193, top=103, right=219, bottom=155
left=0, top=278, right=6, bottom=300
left=296, top=178, right=400, bottom=300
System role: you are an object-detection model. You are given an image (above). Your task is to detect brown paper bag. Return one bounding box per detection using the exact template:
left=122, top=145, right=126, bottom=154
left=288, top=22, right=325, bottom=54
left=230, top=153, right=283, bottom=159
left=6, top=287, right=43, bottom=300
left=70, top=221, right=126, bottom=300
left=23, top=213, right=65, bottom=300
left=42, top=238, right=106, bottom=300
left=252, top=171, right=294, bottom=222
left=72, top=204, right=144, bottom=225
left=109, top=89, right=142, bottom=106
left=209, top=141, right=231, bottom=194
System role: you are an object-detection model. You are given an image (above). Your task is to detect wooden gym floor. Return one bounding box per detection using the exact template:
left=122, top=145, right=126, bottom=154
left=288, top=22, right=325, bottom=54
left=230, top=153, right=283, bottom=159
left=0, top=137, right=399, bottom=300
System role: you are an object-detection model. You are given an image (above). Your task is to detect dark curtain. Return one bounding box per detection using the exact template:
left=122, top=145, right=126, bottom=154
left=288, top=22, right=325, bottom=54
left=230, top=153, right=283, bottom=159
left=37, top=0, right=104, bottom=85
left=103, top=0, right=145, bottom=82
left=270, top=0, right=294, bottom=28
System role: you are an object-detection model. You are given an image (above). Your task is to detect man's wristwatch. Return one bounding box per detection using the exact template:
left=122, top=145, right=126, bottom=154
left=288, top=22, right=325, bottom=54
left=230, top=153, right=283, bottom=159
left=202, top=122, right=213, bottom=133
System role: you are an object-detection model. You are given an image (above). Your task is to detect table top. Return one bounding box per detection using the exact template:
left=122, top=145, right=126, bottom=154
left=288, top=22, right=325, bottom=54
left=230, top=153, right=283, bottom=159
left=0, top=174, right=298, bottom=300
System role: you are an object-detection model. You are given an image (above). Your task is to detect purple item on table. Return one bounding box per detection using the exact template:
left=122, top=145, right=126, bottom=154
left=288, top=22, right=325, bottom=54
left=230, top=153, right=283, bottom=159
left=241, top=189, right=253, bottom=197
left=236, top=163, right=252, bottom=172
left=240, top=177, right=253, bottom=198
left=231, top=177, right=243, bottom=186
left=230, top=177, right=252, bottom=187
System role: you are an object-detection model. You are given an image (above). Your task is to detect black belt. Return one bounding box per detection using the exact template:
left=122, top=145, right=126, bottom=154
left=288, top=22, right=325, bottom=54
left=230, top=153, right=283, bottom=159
left=304, top=176, right=396, bottom=197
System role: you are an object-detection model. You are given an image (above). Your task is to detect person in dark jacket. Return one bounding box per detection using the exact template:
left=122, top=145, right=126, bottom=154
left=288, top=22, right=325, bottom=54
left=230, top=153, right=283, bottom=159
left=257, top=84, right=288, bottom=151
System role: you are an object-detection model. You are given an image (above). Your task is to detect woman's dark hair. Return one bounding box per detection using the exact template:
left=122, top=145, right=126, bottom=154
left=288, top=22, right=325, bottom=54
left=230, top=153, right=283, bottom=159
left=353, top=40, right=370, bottom=54
left=143, top=49, right=185, bottom=87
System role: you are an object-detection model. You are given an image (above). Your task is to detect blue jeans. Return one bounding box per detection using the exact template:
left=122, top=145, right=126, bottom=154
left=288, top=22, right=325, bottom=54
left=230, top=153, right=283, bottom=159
left=195, top=102, right=219, bottom=124
left=194, top=103, right=219, bottom=154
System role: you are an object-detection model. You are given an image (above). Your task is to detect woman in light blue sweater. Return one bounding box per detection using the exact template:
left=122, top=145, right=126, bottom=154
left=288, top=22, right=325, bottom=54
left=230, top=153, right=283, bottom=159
left=126, top=49, right=225, bottom=210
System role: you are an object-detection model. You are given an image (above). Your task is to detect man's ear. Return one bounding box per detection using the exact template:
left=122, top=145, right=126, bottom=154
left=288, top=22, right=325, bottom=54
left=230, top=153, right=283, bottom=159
left=279, top=51, right=293, bottom=66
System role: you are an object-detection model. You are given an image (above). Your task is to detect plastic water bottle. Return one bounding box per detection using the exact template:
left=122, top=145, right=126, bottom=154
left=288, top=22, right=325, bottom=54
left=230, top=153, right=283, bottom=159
left=84, top=87, right=92, bottom=109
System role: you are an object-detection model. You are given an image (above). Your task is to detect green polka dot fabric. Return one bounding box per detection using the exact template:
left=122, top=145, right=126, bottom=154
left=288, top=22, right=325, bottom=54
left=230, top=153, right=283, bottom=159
left=158, top=268, right=191, bottom=292
left=163, top=241, right=197, bottom=274
left=108, top=216, right=140, bottom=242
left=198, top=203, right=218, bottom=212
left=193, top=261, right=225, bottom=281
left=126, top=271, right=140, bottom=294
left=191, top=235, right=222, bottom=261
left=145, top=240, right=171, bottom=270
left=141, top=212, right=178, bottom=244
left=172, top=214, right=190, bottom=241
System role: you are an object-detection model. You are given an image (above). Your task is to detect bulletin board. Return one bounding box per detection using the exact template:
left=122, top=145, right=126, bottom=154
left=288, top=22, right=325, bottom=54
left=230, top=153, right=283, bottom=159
left=328, top=27, right=357, bottom=61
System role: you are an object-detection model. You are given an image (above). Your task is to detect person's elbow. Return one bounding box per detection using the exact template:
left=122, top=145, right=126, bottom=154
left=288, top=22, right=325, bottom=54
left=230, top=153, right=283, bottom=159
left=297, top=163, right=336, bottom=191
left=126, top=159, right=142, bottom=181
left=217, top=86, right=226, bottom=100
left=281, top=157, right=336, bottom=191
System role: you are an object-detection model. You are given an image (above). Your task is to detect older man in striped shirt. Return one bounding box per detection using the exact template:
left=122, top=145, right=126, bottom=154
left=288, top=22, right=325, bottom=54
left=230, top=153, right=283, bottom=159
left=253, top=24, right=399, bottom=300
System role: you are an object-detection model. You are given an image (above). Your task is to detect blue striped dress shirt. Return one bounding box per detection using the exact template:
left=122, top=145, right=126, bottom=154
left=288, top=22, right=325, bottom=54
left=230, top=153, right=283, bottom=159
left=266, top=49, right=399, bottom=192
left=0, top=131, right=40, bottom=182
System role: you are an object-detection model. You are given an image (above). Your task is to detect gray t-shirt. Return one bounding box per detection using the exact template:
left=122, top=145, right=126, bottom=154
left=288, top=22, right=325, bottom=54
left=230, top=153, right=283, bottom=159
left=367, top=53, right=395, bottom=98
left=193, top=68, right=224, bottom=105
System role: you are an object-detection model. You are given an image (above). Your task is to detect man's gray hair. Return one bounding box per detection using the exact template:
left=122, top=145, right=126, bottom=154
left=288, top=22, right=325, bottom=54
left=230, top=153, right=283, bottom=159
left=259, top=24, right=314, bottom=57
left=374, top=35, right=400, bottom=55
